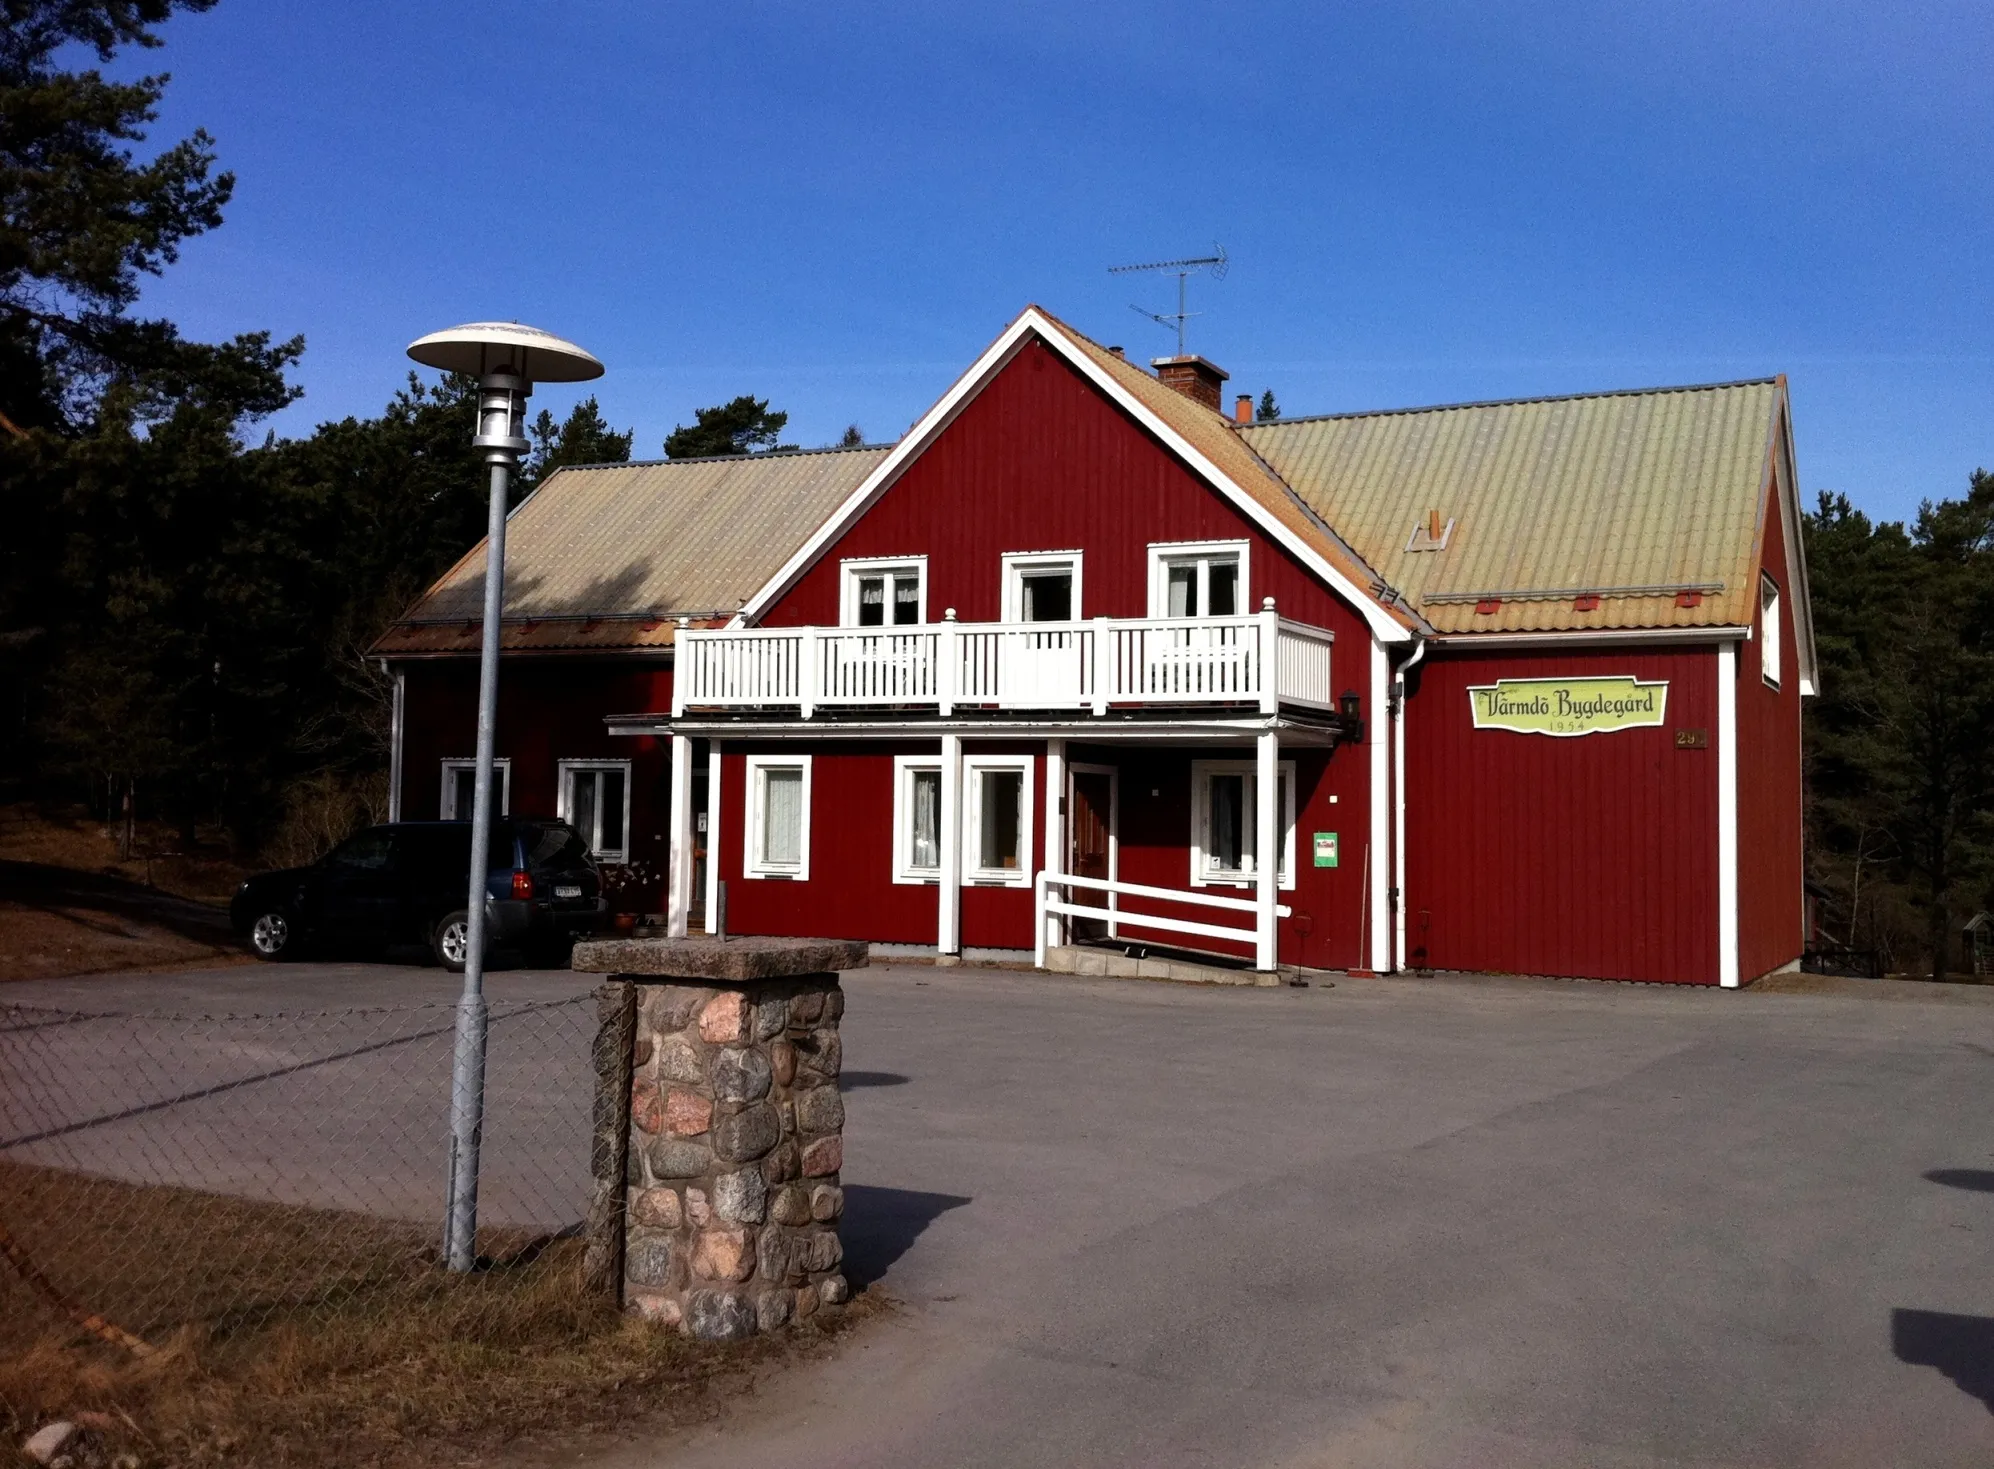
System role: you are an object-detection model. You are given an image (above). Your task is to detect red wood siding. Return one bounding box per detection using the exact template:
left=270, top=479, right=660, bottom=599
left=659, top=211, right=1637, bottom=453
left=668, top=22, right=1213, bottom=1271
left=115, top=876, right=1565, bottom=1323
left=1736, top=468, right=1806, bottom=980
left=1403, top=646, right=1721, bottom=984
left=398, top=658, right=672, bottom=906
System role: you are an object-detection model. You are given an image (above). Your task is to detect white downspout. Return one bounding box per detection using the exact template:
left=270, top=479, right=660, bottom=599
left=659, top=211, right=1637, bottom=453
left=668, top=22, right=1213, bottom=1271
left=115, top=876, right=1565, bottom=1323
left=1391, top=637, right=1426, bottom=972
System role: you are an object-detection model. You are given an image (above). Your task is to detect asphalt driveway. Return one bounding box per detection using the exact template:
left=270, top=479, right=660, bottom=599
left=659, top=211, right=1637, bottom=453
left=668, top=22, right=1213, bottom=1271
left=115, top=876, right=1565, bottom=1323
left=8, top=958, right=1994, bottom=1465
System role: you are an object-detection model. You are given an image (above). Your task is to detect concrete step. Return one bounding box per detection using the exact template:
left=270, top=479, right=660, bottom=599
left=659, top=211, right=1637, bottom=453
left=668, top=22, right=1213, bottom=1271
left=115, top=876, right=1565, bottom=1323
left=1042, top=944, right=1283, bottom=988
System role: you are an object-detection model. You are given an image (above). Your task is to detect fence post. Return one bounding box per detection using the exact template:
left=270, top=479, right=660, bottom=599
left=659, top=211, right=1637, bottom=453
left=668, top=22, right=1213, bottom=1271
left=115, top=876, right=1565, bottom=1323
left=583, top=979, right=638, bottom=1301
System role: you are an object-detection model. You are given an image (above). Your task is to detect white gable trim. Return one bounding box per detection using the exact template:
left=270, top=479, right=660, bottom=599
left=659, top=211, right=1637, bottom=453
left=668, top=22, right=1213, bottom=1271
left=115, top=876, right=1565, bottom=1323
left=1765, top=380, right=1819, bottom=697
left=733, top=308, right=1411, bottom=642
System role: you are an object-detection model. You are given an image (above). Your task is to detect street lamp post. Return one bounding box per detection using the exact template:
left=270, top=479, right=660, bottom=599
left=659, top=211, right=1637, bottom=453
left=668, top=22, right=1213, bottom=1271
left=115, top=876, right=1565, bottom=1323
left=406, top=322, right=603, bottom=1273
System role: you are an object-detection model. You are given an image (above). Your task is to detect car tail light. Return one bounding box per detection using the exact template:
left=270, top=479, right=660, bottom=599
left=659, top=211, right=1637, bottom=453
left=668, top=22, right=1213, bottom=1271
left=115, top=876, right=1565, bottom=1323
left=511, top=869, right=535, bottom=900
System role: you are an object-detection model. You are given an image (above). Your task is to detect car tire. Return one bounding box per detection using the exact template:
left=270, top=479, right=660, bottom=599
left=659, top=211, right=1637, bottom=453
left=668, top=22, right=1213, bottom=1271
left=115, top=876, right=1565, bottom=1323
left=247, top=910, right=296, bottom=961
left=431, top=910, right=472, bottom=973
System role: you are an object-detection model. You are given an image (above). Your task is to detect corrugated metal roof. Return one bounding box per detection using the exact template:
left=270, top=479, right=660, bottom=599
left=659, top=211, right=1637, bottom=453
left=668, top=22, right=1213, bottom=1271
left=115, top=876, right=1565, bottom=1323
left=1237, top=380, right=1780, bottom=634
left=381, top=446, right=890, bottom=653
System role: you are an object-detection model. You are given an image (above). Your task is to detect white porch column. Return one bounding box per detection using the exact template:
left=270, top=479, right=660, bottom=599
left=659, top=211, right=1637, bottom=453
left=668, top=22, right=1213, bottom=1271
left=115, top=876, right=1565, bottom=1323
left=1255, top=726, right=1279, bottom=971
left=1043, top=737, right=1066, bottom=955
left=703, top=739, right=723, bottom=936
left=938, top=731, right=963, bottom=961
left=666, top=732, right=694, bottom=937
left=1368, top=638, right=1392, bottom=973
left=386, top=668, right=405, bottom=822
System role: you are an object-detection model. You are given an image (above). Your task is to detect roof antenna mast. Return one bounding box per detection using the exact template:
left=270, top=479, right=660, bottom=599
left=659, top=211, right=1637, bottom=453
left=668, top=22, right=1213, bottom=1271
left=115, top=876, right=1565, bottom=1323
left=1109, top=246, right=1229, bottom=356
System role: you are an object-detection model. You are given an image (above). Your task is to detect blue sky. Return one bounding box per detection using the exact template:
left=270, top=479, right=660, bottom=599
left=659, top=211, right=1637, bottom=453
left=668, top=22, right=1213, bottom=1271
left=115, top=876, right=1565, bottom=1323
left=128, top=0, right=1988, bottom=523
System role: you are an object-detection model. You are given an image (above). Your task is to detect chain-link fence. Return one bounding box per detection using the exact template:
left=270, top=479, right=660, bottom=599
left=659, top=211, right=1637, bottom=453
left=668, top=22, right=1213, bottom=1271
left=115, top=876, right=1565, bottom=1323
left=0, top=996, right=600, bottom=1361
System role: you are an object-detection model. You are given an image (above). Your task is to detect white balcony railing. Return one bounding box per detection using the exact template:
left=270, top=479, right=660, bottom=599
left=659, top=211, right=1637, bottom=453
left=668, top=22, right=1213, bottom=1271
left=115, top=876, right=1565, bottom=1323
left=673, top=607, right=1334, bottom=717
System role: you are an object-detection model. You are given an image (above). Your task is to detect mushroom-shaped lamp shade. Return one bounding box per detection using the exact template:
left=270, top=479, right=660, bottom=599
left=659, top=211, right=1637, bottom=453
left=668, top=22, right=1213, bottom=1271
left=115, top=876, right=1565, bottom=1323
left=405, top=321, right=603, bottom=384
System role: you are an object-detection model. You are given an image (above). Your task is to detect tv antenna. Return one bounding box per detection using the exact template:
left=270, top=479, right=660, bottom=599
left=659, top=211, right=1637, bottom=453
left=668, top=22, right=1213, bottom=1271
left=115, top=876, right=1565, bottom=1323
left=1109, top=246, right=1229, bottom=356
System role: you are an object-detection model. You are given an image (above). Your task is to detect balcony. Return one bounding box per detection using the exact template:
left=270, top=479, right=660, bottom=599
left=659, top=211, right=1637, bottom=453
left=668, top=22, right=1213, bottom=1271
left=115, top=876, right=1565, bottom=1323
left=672, top=607, right=1335, bottom=718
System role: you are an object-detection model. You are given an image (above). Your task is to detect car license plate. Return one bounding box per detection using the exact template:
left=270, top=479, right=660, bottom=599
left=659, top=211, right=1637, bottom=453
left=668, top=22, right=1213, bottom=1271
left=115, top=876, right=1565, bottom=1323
left=555, top=885, right=582, bottom=899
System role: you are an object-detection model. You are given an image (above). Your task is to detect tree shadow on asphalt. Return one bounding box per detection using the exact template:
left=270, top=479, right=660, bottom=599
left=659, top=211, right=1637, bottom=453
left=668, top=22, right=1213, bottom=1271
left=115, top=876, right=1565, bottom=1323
left=1892, top=1309, right=1994, bottom=1413
left=840, top=1070, right=910, bottom=1090
left=841, top=1184, right=971, bottom=1289
left=1924, top=1168, right=1994, bottom=1193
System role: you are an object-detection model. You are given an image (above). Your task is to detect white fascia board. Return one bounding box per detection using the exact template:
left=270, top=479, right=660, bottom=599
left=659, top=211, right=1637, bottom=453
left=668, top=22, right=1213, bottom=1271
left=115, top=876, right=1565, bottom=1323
left=1427, top=626, right=1752, bottom=651
left=1769, top=381, right=1820, bottom=697
left=732, top=308, right=1412, bottom=644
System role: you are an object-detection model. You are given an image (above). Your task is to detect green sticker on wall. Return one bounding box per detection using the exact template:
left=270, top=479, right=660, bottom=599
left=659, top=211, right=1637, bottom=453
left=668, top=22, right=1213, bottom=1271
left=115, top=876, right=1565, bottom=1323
left=1313, top=832, right=1338, bottom=868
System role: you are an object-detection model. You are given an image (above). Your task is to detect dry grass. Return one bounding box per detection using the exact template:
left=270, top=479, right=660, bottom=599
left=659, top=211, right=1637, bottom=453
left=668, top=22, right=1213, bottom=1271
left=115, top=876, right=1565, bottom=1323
left=0, top=1162, right=869, bottom=1466
left=0, top=902, right=241, bottom=984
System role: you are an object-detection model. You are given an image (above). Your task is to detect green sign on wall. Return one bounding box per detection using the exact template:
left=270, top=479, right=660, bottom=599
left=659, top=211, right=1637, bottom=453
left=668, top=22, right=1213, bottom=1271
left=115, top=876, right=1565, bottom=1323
left=1313, top=832, right=1339, bottom=868
left=1467, top=675, right=1668, bottom=737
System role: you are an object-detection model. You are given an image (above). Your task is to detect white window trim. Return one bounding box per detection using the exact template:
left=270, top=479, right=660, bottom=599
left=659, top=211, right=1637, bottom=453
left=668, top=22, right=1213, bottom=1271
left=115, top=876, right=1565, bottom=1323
left=1147, top=539, right=1251, bottom=618
left=440, top=758, right=510, bottom=818
left=1760, top=572, right=1782, bottom=689
left=1000, top=550, right=1084, bottom=623
left=743, top=754, right=812, bottom=880
left=557, top=758, right=634, bottom=864
left=839, top=555, right=929, bottom=627
left=1189, top=758, right=1297, bottom=890
left=891, top=754, right=943, bottom=885
left=963, top=754, right=1036, bottom=887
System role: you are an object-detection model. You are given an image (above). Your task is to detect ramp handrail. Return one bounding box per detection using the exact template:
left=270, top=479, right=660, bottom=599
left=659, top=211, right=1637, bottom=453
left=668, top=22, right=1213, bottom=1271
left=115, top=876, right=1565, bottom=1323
left=1034, top=870, right=1291, bottom=969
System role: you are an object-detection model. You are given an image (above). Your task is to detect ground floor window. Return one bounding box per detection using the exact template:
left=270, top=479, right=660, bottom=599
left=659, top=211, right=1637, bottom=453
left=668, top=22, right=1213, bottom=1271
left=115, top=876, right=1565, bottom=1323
left=892, top=756, right=942, bottom=884
left=440, top=758, right=510, bottom=819
left=964, top=755, right=1034, bottom=886
left=559, top=760, right=631, bottom=863
left=744, top=755, right=812, bottom=879
left=1189, top=758, right=1296, bottom=889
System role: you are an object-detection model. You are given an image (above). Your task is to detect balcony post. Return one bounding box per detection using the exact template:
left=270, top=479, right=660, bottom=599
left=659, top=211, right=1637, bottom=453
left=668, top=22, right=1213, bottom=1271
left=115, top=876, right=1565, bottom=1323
left=1255, top=726, right=1279, bottom=970
left=1258, top=597, right=1280, bottom=716
left=1091, top=616, right=1111, bottom=716
left=938, top=730, right=962, bottom=962
left=672, top=617, right=690, bottom=717
left=938, top=608, right=957, bottom=717
left=666, top=732, right=694, bottom=938
left=800, top=625, right=820, bottom=719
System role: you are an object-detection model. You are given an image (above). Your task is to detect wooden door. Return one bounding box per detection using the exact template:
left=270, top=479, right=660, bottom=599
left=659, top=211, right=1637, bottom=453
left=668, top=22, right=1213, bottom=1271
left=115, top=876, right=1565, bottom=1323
left=1069, top=769, right=1114, bottom=941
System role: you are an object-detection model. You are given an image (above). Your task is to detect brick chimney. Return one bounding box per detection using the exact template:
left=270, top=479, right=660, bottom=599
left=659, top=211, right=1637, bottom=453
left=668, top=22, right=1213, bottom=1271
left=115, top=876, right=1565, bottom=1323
left=1152, top=355, right=1229, bottom=412
left=1234, top=394, right=1253, bottom=425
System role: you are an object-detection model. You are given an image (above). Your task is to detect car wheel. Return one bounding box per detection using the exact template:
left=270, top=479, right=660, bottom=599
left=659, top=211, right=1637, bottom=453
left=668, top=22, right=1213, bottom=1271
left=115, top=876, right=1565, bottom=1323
left=431, top=911, right=472, bottom=973
left=248, top=911, right=294, bottom=961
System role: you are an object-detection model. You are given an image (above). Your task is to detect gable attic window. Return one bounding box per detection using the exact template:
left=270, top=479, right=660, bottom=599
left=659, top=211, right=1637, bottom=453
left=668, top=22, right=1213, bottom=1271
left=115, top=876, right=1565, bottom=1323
left=840, top=557, right=926, bottom=627
left=1760, top=573, right=1782, bottom=688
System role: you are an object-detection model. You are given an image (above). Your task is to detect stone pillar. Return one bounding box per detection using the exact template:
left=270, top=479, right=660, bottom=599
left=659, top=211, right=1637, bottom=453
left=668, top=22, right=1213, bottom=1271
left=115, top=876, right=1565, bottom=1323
left=573, top=935, right=868, bottom=1341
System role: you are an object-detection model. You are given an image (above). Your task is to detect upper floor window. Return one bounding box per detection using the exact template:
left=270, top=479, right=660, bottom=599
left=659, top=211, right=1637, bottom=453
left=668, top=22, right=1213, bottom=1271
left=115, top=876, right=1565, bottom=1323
left=1760, top=572, right=1782, bottom=688
left=1002, top=551, right=1082, bottom=623
left=440, top=758, right=510, bottom=819
left=559, top=760, right=631, bottom=863
left=1149, top=540, right=1249, bottom=618
left=841, top=556, right=926, bottom=627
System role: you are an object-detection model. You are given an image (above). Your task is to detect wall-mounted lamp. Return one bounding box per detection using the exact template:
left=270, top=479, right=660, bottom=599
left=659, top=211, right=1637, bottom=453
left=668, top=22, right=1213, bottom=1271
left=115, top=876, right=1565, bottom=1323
left=1339, top=688, right=1364, bottom=742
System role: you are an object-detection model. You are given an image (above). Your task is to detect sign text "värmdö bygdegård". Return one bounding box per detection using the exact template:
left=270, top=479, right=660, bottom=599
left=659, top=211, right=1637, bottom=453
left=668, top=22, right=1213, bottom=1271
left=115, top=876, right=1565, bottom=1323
left=1467, top=676, right=1669, bottom=737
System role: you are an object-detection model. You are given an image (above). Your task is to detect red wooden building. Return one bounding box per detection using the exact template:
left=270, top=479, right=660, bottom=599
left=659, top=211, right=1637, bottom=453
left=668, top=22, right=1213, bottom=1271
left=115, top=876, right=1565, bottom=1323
left=379, top=306, right=1813, bottom=986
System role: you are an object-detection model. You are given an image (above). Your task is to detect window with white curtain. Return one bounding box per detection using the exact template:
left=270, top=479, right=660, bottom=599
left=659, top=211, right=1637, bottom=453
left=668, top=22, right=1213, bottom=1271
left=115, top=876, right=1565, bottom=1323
left=1760, top=573, right=1782, bottom=688
left=963, top=755, right=1034, bottom=887
left=1149, top=540, right=1249, bottom=618
left=439, top=759, right=510, bottom=819
left=1189, top=759, right=1296, bottom=889
left=744, top=756, right=811, bottom=879
left=891, top=756, right=943, bottom=884
left=840, top=557, right=926, bottom=627
left=558, top=760, right=631, bottom=863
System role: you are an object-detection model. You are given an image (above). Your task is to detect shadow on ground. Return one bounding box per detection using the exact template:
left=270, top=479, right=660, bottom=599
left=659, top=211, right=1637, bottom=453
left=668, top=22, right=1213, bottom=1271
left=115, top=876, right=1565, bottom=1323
left=841, top=1184, right=971, bottom=1289
left=1924, top=1168, right=1994, bottom=1193
left=1892, top=1309, right=1994, bottom=1413
left=840, top=1070, right=910, bottom=1090
left=0, top=860, right=232, bottom=944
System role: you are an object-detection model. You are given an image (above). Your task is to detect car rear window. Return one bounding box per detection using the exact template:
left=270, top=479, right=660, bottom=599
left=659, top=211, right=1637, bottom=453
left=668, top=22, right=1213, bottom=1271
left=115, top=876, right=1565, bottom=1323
left=520, top=823, right=590, bottom=870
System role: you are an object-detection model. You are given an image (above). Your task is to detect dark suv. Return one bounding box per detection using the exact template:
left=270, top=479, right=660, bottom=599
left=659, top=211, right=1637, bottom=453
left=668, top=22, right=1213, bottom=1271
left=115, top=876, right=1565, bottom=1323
left=230, top=820, right=606, bottom=970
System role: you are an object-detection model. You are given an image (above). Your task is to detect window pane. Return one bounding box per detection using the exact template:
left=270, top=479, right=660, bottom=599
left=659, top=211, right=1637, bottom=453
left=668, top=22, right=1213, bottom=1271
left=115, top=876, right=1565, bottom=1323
left=1211, top=774, right=1246, bottom=872
left=762, top=768, right=803, bottom=866
left=572, top=771, right=598, bottom=852
left=858, top=576, right=885, bottom=626
left=1022, top=571, right=1071, bottom=622
left=1208, top=559, right=1239, bottom=616
left=909, top=769, right=940, bottom=870
left=601, top=769, right=626, bottom=852
left=452, top=768, right=475, bottom=820
left=979, top=770, right=1023, bottom=870
left=893, top=574, right=920, bottom=625
left=1167, top=563, right=1197, bottom=617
